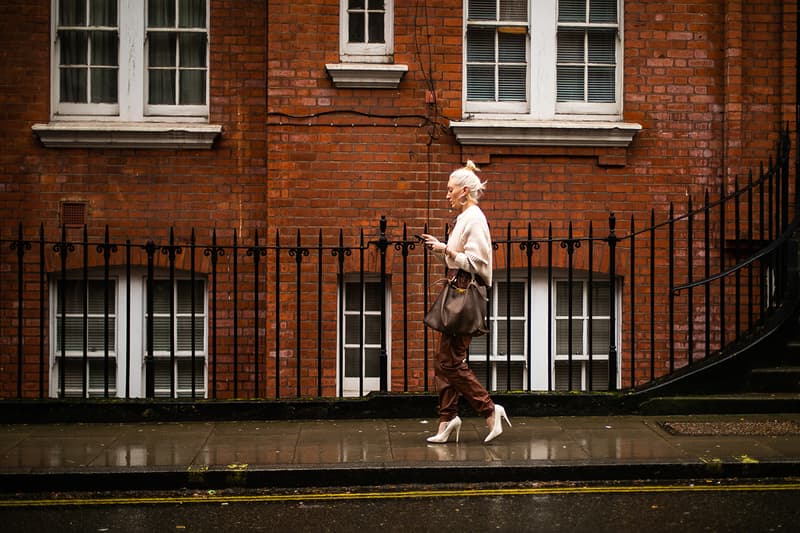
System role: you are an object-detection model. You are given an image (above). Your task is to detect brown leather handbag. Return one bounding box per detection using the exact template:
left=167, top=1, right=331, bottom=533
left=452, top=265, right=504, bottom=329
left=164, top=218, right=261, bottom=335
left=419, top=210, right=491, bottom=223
left=424, top=271, right=489, bottom=337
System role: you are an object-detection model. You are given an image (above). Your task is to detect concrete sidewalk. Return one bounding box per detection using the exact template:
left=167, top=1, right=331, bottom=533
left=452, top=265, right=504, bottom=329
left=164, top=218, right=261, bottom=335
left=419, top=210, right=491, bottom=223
left=2, top=413, right=800, bottom=492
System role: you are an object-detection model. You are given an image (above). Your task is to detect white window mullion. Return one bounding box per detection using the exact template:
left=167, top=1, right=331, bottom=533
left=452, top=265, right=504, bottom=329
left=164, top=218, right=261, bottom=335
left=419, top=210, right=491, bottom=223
left=529, top=0, right=556, bottom=118
left=119, top=0, right=144, bottom=121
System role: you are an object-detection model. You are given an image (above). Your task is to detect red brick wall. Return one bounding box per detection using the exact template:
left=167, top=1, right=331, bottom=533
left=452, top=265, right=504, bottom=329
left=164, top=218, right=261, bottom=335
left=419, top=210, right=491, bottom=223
left=0, top=0, right=796, bottom=398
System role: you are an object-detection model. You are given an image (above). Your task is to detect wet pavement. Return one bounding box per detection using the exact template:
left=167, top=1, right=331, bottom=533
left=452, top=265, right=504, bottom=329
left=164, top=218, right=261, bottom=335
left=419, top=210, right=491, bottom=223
left=2, top=413, right=800, bottom=491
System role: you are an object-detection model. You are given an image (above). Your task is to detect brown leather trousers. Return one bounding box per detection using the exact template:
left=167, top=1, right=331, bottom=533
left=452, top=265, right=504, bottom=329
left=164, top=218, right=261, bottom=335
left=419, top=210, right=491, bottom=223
left=433, top=269, right=494, bottom=423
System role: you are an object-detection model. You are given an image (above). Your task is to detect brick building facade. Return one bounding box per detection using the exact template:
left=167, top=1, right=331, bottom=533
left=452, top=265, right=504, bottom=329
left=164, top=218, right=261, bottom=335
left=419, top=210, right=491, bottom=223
left=0, top=1, right=796, bottom=399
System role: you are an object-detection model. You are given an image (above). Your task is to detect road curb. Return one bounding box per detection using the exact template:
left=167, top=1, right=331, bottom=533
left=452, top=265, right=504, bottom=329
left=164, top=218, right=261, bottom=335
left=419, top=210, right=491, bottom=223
left=4, top=460, right=800, bottom=492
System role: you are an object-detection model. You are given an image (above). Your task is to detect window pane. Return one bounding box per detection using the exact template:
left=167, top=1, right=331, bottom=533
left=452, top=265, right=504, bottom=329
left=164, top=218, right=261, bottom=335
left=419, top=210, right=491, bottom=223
left=60, top=0, right=86, bottom=25
left=345, top=283, right=361, bottom=312
left=588, top=66, right=615, bottom=102
left=90, top=67, right=116, bottom=102
left=149, top=0, right=175, bottom=27
left=368, top=0, right=384, bottom=9
left=151, top=281, right=171, bottom=314
left=588, top=29, right=615, bottom=63
left=498, top=32, right=525, bottom=62
left=344, top=347, right=360, bottom=377
left=499, top=0, right=527, bottom=21
left=470, top=337, right=488, bottom=357
left=63, top=359, right=84, bottom=397
left=554, top=360, right=582, bottom=390
left=499, top=66, right=526, bottom=100
left=364, top=348, right=381, bottom=378
left=57, top=316, right=83, bottom=350
left=495, top=361, right=525, bottom=390
left=149, top=70, right=176, bottom=104
left=368, top=11, right=385, bottom=43
left=179, top=70, right=205, bottom=104
left=91, top=30, right=118, bottom=66
left=589, top=359, right=609, bottom=390
left=467, top=27, right=495, bottom=62
left=177, top=280, right=204, bottom=314
left=590, top=282, right=610, bottom=315
left=349, top=13, right=365, bottom=42
left=149, top=33, right=176, bottom=67
left=558, top=0, right=586, bottom=22
left=176, top=359, right=204, bottom=397
left=345, top=318, right=360, bottom=344
left=60, top=68, right=87, bottom=102
left=59, top=280, right=84, bottom=314
left=589, top=0, right=617, bottom=23
left=557, top=65, right=584, bottom=101
left=89, top=359, right=116, bottom=395
left=363, top=283, right=382, bottom=312
left=87, top=280, right=115, bottom=313
left=496, top=282, right=524, bottom=315
left=557, top=29, right=584, bottom=62
left=469, top=0, right=496, bottom=20
left=364, top=315, right=381, bottom=344
left=152, top=316, right=172, bottom=351
left=179, top=0, right=206, bottom=28
left=153, top=359, right=172, bottom=396
left=556, top=281, right=583, bottom=315
left=349, top=0, right=365, bottom=9
left=90, top=0, right=117, bottom=26
left=177, top=316, right=205, bottom=351
left=179, top=33, right=206, bottom=67
left=496, top=320, right=525, bottom=355
left=467, top=65, right=495, bottom=101
left=61, top=30, right=88, bottom=64
left=555, top=318, right=583, bottom=355
left=590, top=318, right=609, bottom=354
left=87, top=317, right=114, bottom=351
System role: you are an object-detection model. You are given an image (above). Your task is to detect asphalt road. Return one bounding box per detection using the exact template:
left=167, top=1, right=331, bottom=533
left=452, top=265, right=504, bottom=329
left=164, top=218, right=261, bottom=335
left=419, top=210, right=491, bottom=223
left=2, top=480, right=799, bottom=532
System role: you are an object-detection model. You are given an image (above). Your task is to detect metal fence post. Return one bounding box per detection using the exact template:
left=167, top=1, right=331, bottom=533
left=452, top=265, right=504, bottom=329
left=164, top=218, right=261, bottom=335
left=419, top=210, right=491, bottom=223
left=607, top=213, right=618, bottom=391
left=377, top=216, right=389, bottom=392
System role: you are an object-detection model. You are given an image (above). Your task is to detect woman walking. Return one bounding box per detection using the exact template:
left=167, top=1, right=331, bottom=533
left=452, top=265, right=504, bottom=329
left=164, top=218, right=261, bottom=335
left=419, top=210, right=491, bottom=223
left=421, top=161, right=511, bottom=444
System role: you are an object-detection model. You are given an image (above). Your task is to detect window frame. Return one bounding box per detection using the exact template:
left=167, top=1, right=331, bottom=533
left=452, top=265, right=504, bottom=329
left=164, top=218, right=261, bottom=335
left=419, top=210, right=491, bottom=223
left=53, top=0, right=121, bottom=117
left=462, top=0, right=623, bottom=121
left=553, top=277, right=613, bottom=391
left=145, top=276, right=208, bottom=399
left=51, top=276, right=119, bottom=398
left=50, top=0, right=210, bottom=122
left=339, top=275, right=392, bottom=397
left=465, top=269, right=621, bottom=392
left=339, top=0, right=394, bottom=63
left=467, top=273, right=531, bottom=389
left=49, top=267, right=208, bottom=399
left=53, top=278, right=118, bottom=357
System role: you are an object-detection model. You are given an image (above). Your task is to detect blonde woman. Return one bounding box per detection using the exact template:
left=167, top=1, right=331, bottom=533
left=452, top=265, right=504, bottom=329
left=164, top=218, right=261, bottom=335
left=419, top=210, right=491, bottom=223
left=421, top=161, right=511, bottom=444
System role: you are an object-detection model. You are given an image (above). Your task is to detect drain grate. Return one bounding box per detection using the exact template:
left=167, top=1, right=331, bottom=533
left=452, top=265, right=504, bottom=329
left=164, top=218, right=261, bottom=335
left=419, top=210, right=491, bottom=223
left=658, top=420, right=800, bottom=437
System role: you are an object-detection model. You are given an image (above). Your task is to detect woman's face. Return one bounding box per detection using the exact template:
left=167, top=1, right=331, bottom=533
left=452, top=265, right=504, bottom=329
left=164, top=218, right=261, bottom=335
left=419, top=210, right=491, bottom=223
left=446, top=178, right=468, bottom=210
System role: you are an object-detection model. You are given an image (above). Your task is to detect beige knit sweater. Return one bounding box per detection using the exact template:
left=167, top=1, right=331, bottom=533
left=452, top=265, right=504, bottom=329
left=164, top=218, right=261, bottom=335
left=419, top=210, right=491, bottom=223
left=436, top=204, right=493, bottom=287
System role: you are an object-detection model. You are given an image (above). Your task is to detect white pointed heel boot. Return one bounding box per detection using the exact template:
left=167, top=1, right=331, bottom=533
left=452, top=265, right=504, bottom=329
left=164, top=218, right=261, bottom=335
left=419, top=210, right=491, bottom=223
left=426, top=416, right=462, bottom=443
left=484, top=405, right=511, bottom=443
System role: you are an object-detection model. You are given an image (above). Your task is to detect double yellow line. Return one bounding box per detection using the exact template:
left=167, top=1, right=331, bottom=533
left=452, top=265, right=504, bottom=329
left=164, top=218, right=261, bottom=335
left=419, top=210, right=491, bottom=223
left=1, top=482, right=799, bottom=508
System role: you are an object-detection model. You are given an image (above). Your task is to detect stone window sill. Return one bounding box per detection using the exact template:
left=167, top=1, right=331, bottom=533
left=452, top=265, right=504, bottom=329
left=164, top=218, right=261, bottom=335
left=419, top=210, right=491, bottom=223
left=325, top=63, right=408, bottom=89
left=32, top=122, right=222, bottom=149
left=450, top=119, right=642, bottom=148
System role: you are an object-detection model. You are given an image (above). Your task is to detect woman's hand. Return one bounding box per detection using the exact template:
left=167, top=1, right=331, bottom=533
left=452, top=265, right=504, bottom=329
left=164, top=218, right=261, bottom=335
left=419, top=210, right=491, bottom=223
left=420, top=234, right=447, bottom=254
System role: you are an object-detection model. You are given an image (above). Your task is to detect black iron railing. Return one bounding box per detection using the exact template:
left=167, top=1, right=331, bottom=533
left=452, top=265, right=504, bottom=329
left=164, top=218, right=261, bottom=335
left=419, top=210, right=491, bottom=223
left=2, top=129, right=797, bottom=400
